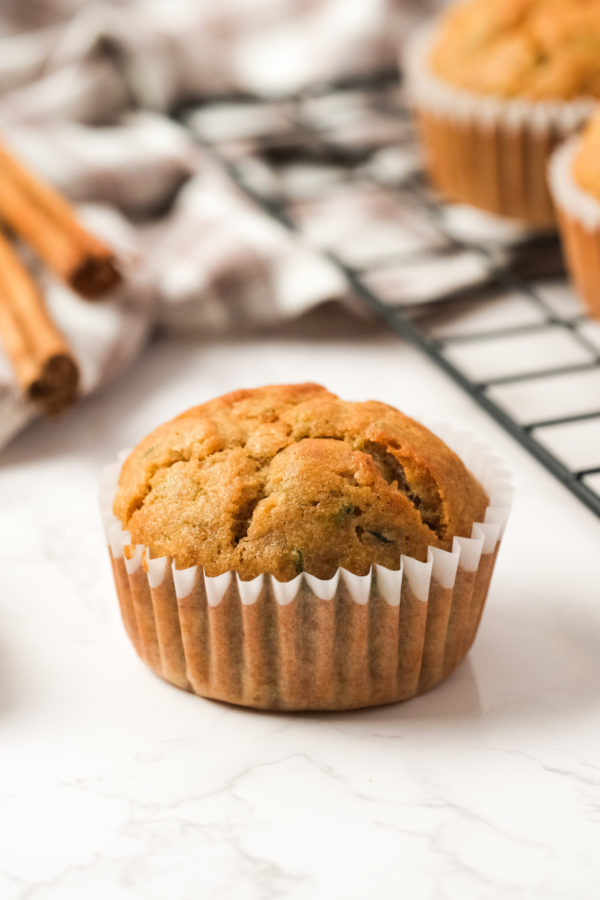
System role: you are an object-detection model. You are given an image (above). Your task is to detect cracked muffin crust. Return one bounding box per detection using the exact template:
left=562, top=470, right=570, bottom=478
left=430, top=0, right=600, bottom=101
left=114, top=383, right=488, bottom=581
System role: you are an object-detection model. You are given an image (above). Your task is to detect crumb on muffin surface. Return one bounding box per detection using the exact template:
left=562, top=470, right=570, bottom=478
left=573, top=110, right=600, bottom=202
left=430, top=0, right=600, bottom=101
left=113, top=384, right=488, bottom=581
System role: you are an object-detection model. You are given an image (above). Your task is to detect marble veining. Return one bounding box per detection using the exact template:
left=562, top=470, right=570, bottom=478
left=1, top=333, right=600, bottom=899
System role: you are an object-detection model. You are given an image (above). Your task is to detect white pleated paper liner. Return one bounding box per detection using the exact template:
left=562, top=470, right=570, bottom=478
left=404, top=24, right=597, bottom=134
left=99, top=427, right=512, bottom=710
left=549, top=137, right=600, bottom=231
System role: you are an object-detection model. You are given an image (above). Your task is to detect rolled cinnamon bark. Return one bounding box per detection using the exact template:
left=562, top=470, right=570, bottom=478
left=0, top=231, right=79, bottom=414
left=0, top=141, right=120, bottom=299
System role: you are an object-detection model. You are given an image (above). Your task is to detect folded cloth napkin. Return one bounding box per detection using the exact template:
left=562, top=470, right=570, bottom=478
left=0, top=0, right=461, bottom=450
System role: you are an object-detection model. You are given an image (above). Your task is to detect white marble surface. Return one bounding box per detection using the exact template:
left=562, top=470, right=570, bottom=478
left=1, top=324, right=600, bottom=900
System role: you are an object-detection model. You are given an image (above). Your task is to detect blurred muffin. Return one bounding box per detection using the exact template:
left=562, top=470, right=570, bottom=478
left=101, top=384, right=511, bottom=710
left=549, top=111, right=600, bottom=319
left=406, top=0, right=600, bottom=226
left=572, top=114, right=600, bottom=202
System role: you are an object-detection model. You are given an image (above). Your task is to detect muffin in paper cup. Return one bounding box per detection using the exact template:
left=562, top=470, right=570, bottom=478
left=99, top=385, right=512, bottom=711
left=549, top=124, right=600, bottom=320
left=404, top=22, right=597, bottom=228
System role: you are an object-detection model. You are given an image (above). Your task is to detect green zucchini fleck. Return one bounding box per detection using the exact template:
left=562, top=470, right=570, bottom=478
left=291, top=549, right=304, bottom=574
left=369, top=531, right=393, bottom=544
left=334, top=503, right=354, bottom=525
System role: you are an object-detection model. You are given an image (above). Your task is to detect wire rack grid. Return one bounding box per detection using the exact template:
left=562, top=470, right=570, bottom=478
left=181, top=75, right=600, bottom=519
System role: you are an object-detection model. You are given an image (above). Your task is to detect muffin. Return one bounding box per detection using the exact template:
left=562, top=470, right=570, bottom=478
left=549, top=111, right=600, bottom=319
left=405, top=0, right=600, bottom=226
left=100, top=384, right=512, bottom=710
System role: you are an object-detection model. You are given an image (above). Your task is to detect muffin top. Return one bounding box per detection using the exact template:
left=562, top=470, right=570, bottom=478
left=429, top=0, right=600, bottom=101
left=114, top=384, right=488, bottom=581
left=573, top=111, right=600, bottom=202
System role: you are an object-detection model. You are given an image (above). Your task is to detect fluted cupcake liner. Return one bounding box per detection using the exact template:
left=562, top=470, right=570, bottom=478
left=549, top=137, right=600, bottom=320
left=99, top=427, right=512, bottom=711
left=404, top=25, right=597, bottom=228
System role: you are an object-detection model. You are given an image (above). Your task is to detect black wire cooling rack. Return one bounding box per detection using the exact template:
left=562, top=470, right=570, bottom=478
left=181, top=75, right=600, bottom=519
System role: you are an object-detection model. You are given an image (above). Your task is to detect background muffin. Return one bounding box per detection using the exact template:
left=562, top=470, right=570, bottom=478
left=430, top=0, right=600, bottom=101
left=572, top=114, right=600, bottom=202
left=549, top=111, right=600, bottom=320
left=102, top=384, right=510, bottom=710
left=406, top=0, right=600, bottom=226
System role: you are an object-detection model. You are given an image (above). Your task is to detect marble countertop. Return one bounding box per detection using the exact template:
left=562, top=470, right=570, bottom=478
left=2, top=323, right=600, bottom=900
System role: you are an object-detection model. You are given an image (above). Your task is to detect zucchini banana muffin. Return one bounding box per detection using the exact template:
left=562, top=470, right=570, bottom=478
left=549, top=111, right=600, bottom=320
left=406, top=0, right=600, bottom=226
left=114, top=383, right=488, bottom=580
left=102, top=384, right=511, bottom=710
left=430, top=0, right=600, bottom=100
left=572, top=113, right=600, bottom=203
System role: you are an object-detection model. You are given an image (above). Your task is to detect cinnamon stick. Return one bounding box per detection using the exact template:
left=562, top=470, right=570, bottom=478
left=0, top=141, right=121, bottom=299
left=0, top=231, right=79, bottom=414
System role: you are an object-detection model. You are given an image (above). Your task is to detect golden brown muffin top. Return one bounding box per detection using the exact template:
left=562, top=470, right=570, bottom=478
left=430, top=0, right=600, bottom=100
left=114, top=384, right=488, bottom=581
left=573, top=110, right=600, bottom=201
